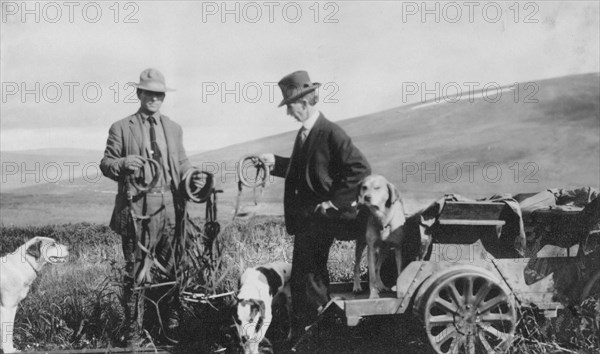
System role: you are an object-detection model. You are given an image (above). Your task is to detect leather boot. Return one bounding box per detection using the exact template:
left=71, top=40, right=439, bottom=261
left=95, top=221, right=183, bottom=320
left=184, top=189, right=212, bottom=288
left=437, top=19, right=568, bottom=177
left=123, top=276, right=144, bottom=347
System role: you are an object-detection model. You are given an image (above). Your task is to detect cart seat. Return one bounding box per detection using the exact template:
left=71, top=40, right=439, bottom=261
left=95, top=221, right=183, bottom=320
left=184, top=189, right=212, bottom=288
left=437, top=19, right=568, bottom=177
left=426, top=200, right=524, bottom=258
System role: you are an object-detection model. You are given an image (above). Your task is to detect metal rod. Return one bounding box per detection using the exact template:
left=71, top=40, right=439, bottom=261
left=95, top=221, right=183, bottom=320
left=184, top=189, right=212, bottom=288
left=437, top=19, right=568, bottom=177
left=133, top=281, right=176, bottom=291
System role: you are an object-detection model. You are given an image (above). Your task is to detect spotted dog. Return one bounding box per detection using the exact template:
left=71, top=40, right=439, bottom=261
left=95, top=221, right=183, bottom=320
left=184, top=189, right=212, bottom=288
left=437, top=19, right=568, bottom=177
left=234, top=261, right=292, bottom=354
left=1, top=237, right=69, bottom=353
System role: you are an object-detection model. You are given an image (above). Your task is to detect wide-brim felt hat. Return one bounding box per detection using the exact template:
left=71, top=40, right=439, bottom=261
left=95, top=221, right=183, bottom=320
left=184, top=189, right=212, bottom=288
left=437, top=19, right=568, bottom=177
left=128, top=68, right=175, bottom=93
left=277, top=70, right=321, bottom=107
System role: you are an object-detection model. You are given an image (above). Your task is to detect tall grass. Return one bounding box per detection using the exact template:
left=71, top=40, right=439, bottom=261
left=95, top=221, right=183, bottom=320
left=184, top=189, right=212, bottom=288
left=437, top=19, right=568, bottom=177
left=0, top=219, right=357, bottom=351
left=1, top=221, right=598, bottom=352
left=1, top=223, right=125, bottom=351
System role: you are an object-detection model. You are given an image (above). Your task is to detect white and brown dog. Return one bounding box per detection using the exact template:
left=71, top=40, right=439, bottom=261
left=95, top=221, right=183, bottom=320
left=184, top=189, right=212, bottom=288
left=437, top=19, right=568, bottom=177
left=234, top=261, right=292, bottom=354
left=353, top=175, right=407, bottom=299
left=1, top=237, right=69, bottom=353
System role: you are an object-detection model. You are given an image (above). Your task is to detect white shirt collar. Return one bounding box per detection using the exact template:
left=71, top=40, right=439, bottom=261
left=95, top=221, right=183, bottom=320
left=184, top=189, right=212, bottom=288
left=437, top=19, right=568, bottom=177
left=302, top=110, right=320, bottom=133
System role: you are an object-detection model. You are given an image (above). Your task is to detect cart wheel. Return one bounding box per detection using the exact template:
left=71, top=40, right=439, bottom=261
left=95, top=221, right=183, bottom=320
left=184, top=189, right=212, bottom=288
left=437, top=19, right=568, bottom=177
left=422, top=270, right=517, bottom=354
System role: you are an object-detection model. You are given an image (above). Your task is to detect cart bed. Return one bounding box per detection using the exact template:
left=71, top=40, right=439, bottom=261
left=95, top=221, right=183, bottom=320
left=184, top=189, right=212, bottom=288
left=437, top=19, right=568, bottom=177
left=329, top=282, right=405, bottom=326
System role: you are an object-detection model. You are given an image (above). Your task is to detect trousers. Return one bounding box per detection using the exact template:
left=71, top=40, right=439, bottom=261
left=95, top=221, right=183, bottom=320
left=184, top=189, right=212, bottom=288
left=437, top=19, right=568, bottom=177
left=122, top=191, right=176, bottom=284
left=121, top=190, right=180, bottom=341
left=289, top=219, right=336, bottom=333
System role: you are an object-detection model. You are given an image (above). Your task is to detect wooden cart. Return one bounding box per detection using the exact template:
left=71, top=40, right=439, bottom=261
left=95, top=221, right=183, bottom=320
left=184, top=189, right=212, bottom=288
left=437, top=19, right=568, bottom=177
left=326, top=201, right=600, bottom=354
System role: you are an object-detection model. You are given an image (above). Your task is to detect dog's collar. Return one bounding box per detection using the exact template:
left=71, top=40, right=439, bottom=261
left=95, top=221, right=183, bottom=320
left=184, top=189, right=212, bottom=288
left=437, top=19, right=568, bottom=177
left=379, top=201, right=404, bottom=235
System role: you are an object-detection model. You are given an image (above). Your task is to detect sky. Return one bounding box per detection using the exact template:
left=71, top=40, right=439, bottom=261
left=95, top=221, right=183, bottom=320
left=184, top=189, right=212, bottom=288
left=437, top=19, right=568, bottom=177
left=1, top=0, right=599, bottom=152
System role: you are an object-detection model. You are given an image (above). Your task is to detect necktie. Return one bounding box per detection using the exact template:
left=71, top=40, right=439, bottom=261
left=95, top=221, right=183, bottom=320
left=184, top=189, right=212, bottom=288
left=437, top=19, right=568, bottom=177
left=148, top=116, right=162, bottom=162
left=300, top=127, right=308, bottom=146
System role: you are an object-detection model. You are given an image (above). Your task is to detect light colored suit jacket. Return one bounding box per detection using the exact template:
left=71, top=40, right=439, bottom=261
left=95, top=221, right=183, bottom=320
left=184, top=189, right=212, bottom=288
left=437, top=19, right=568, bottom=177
left=100, top=112, right=192, bottom=236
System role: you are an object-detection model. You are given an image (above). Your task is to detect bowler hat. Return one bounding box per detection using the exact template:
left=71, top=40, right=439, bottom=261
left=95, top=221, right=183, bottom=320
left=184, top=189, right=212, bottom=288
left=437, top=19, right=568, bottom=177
left=129, top=68, right=175, bottom=92
left=277, top=71, right=321, bottom=107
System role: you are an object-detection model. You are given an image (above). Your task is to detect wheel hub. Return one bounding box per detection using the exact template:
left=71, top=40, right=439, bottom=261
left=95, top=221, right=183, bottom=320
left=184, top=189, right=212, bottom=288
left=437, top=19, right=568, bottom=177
left=454, top=306, right=480, bottom=335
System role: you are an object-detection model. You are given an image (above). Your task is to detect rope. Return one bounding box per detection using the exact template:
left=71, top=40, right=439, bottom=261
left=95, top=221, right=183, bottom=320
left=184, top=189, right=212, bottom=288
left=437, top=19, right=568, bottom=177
left=182, top=168, right=215, bottom=204
left=237, top=155, right=270, bottom=188
left=233, top=155, right=270, bottom=219
left=127, top=158, right=161, bottom=193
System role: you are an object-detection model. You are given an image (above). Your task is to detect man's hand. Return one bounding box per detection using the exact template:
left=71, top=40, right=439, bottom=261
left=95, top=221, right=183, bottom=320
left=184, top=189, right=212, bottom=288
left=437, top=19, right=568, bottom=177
left=259, top=153, right=275, bottom=171
left=191, top=172, right=208, bottom=190
left=120, top=155, right=145, bottom=172
left=315, top=201, right=339, bottom=216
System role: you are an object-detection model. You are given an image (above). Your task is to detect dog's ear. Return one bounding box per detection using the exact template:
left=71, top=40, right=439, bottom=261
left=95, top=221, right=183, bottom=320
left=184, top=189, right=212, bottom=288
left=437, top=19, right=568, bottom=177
left=386, top=182, right=401, bottom=208
left=26, top=240, right=43, bottom=260
left=256, top=267, right=282, bottom=297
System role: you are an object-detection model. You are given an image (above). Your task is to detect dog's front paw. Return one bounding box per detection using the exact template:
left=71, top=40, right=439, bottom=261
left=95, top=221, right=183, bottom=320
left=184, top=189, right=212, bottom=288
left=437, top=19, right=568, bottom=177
left=375, top=281, right=390, bottom=293
left=352, top=281, right=363, bottom=293
left=3, top=347, right=20, bottom=353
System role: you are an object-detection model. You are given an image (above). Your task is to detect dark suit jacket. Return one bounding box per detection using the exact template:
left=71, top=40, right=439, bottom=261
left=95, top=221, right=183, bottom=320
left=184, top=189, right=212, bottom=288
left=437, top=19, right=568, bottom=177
left=100, top=112, right=192, bottom=236
left=271, top=113, right=371, bottom=235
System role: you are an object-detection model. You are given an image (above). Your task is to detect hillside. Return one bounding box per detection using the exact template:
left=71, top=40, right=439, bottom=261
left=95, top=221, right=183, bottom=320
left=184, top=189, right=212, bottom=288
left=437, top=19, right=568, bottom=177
left=0, top=149, right=103, bottom=191
left=1, top=73, right=598, bottom=225
left=188, top=72, right=600, bottom=213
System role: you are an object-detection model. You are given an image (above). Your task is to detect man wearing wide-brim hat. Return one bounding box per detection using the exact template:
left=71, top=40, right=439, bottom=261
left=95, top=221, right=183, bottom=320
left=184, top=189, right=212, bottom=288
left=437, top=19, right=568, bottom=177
left=262, top=70, right=371, bottom=344
left=100, top=68, right=198, bottom=345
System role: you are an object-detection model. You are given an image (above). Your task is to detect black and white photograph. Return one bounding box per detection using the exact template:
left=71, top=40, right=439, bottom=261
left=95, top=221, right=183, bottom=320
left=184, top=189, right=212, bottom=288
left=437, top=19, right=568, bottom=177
left=1, top=1, right=599, bottom=353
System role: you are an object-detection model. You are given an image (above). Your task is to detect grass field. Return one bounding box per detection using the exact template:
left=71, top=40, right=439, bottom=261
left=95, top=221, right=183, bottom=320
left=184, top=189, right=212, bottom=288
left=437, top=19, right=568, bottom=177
left=0, top=218, right=364, bottom=352
left=1, top=219, right=599, bottom=353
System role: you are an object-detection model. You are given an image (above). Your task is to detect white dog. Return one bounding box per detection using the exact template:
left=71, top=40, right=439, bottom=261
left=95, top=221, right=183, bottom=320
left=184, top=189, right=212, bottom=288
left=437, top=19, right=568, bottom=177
left=353, top=175, right=407, bottom=299
left=234, top=261, right=292, bottom=354
left=1, top=237, right=69, bottom=353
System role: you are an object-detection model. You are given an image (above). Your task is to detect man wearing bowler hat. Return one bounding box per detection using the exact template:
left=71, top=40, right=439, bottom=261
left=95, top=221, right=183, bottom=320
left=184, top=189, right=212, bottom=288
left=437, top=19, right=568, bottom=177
left=262, top=70, right=371, bottom=343
left=101, top=68, right=199, bottom=345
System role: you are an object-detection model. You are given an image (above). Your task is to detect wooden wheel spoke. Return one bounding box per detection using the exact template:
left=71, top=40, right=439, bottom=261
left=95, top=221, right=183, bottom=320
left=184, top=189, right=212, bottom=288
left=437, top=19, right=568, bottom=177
left=449, top=334, right=464, bottom=354
left=434, top=297, right=460, bottom=314
left=466, top=334, right=476, bottom=354
left=479, top=323, right=513, bottom=343
left=447, top=282, right=464, bottom=308
left=477, top=331, right=494, bottom=352
left=472, top=281, right=492, bottom=308
left=463, top=276, right=474, bottom=304
left=479, top=294, right=507, bottom=313
left=433, top=325, right=458, bottom=346
left=429, top=314, right=455, bottom=325
left=479, top=312, right=514, bottom=323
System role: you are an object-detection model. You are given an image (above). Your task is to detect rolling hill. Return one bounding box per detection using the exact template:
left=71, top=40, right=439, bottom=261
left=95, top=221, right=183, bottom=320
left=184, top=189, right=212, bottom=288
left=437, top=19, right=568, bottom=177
left=1, top=73, right=598, bottom=226
left=0, top=149, right=104, bottom=191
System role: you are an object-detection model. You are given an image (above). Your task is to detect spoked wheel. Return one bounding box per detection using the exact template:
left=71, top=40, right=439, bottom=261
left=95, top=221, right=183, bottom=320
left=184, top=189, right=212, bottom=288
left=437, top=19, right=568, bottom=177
left=422, top=270, right=517, bottom=354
